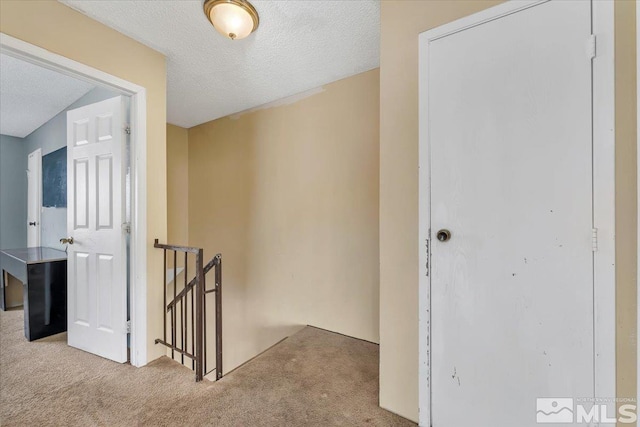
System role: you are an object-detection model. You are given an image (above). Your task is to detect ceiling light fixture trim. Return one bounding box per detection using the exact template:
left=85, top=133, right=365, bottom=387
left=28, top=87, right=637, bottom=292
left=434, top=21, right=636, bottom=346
left=203, top=0, right=260, bottom=40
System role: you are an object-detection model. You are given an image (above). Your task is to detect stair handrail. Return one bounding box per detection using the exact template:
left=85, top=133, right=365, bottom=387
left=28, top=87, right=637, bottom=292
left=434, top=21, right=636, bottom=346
left=153, top=239, right=222, bottom=382
left=165, top=255, right=220, bottom=312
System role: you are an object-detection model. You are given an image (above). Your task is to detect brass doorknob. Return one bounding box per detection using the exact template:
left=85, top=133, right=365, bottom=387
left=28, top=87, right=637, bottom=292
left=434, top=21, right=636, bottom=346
left=60, top=237, right=74, bottom=245
left=436, top=229, right=451, bottom=242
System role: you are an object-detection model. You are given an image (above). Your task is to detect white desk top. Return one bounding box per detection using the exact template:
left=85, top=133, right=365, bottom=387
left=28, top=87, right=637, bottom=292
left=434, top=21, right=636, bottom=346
left=1, top=247, right=67, bottom=264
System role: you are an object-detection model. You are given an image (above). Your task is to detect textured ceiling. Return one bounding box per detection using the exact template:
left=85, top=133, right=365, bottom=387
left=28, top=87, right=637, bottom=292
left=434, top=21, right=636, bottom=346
left=60, top=0, right=380, bottom=128
left=0, top=54, right=95, bottom=138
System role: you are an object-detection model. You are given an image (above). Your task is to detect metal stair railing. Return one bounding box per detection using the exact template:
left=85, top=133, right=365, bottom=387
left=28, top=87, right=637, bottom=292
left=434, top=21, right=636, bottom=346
left=153, top=239, right=222, bottom=382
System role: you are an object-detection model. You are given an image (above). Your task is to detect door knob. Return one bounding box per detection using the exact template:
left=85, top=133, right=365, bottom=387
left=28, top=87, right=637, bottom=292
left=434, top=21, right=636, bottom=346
left=28, top=222, right=36, bottom=226
left=60, top=237, right=74, bottom=245
left=436, top=229, right=451, bottom=242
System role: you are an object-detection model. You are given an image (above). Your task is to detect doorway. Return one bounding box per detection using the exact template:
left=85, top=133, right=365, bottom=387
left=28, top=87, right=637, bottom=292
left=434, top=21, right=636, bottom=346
left=27, top=148, right=41, bottom=247
left=418, top=1, right=615, bottom=426
left=0, top=33, right=149, bottom=367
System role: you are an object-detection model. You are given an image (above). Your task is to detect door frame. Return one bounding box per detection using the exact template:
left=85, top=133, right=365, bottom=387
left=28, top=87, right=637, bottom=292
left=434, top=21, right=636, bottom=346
left=27, top=148, right=42, bottom=247
left=0, top=33, right=149, bottom=367
left=417, top=1, right=615, bottom=425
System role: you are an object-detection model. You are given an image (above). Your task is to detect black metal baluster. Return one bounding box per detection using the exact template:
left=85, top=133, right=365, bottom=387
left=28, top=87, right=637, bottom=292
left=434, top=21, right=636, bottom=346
left=189, top=254, right=194, bottom=370
left=163, top=249, right=166, bottom=345
left=215, top=255, right=222, bottom=380
left=195, top=249, right=204, bottom=381
left=203, top=272, right=207, bottom=376
left=170, top=304, right=175, bottom=361
left=172, top=250, right=177, bottom=360
left=182, top=252, right=187, bottom=365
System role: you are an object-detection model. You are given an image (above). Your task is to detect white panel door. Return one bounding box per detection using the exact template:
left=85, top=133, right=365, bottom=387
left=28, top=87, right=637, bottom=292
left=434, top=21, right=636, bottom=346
left=27, top=148, right=41, bottom=247
left=427, top=2, right=593, bottom=426
left=67, top=96, right=127, bottom=363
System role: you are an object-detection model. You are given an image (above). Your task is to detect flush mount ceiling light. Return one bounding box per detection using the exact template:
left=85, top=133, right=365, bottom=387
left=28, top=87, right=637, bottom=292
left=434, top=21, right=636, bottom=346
left=203, top=0, right=259, bottom=40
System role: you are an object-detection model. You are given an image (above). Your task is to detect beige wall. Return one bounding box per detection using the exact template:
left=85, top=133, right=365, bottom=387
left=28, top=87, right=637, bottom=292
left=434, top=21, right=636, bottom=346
left=0, top=1, right=168, bottom=361
left=167, top=124, right=189, bottom=246
left=615, top=0, right=638, bottom=419
left=187, top=69, right=380, bottom=373
left=380, top=0, right=637, bottom=423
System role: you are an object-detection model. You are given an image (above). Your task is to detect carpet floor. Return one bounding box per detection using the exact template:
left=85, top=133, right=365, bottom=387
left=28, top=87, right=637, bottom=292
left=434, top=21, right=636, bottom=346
left=0, top=309, right=415, bottom=426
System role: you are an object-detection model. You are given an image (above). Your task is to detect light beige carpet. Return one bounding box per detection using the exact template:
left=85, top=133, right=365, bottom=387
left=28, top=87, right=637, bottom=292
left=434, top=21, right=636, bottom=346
left=0, top=309, right=415, bottom=426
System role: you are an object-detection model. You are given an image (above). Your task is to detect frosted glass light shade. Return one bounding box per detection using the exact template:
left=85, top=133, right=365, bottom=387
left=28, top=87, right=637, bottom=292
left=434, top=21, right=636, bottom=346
left=204, top=0, right=259, bottom=40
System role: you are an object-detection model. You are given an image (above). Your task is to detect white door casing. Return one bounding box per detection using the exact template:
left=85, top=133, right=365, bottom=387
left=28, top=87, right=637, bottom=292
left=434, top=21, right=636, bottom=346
left=27, top=148, right=41, bottom=247
left=67, top=96, right=127, bottom=363
left=418, top=1, right=616, bottom=426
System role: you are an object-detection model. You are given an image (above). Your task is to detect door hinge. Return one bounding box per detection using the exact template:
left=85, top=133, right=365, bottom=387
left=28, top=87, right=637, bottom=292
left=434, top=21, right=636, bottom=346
left=126, top=320, right=131, bottom=334
left=425, top=231, right=431, bottom=277
left=592, top=228, right=598, bottom=252
left=122, top=222, right=131, bottom=234
left=125, top=125, right=131, bottom=135
left=587, top=34, right=596, bottom=60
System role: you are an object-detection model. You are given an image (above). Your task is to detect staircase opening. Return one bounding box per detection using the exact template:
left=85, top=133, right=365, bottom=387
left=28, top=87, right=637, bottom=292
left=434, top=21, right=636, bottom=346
left=153, top=239, right=222, bottom=382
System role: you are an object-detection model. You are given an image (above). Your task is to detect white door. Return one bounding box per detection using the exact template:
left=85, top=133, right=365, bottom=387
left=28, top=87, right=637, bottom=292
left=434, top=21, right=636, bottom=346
left=27, top=148, right=41, bottom=247
left=66, top=96, right=127, bottom=363
left=425, top=1, right=594, bottom=426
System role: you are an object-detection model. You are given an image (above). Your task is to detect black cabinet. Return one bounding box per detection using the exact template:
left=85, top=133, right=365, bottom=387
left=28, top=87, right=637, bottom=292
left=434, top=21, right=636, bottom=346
left=1, top=247, right=67, bottom=341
